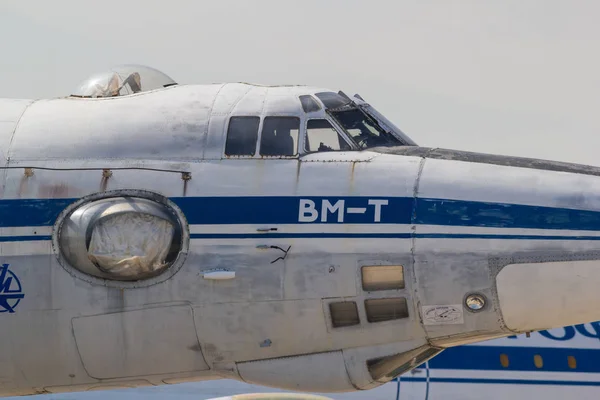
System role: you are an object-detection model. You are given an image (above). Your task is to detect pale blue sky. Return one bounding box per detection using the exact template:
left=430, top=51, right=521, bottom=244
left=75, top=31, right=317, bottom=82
left=1, top=1, right=599, bottom=164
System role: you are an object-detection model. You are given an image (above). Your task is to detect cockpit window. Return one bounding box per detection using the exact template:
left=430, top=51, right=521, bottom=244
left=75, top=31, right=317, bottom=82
left=305, top=119, right=351, bottom=153
left=299, top=95, right=321, bottom=113
left=315, top=92, right=352, bottom=109
left=329, top=108, right=402, bottom=149
left=225, top=117, right=260, bottom=156
left=260, top=117, right=300, bottom=157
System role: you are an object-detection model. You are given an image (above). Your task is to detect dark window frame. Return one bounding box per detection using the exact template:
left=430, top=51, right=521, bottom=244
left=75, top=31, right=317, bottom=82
left=304, top=118, right=353, bottom=154
left=299, top=95, right=322, bottom=113
left=224, top=116, right=261, bottom=157
left=314, top=91, right=352, bottom=109
left=259, top=116, right=301, bottom=158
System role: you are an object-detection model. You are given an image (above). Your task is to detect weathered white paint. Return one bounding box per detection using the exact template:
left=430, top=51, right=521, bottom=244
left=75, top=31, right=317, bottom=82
left=3, top=72, right=600, bottom=398
left=497, top=260, right=600, bottom=332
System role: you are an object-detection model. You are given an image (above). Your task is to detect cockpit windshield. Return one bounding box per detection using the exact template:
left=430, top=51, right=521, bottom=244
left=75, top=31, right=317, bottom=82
left=328, top=107, right=403, bottom=149
left=313, top=91, right=408, bottom=149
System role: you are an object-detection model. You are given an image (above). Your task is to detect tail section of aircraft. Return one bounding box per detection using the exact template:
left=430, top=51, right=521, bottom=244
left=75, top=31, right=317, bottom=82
left=392, top=322, right=600, bottom=399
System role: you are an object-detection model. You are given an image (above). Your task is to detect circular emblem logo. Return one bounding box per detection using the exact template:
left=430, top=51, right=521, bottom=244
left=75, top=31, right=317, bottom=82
left=423, top=305, right=463, bottom=325
left=0, top=264, right=24, bottom=313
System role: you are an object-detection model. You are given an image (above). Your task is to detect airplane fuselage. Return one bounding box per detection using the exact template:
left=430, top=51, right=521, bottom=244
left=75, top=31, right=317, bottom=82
left=3, top=76, right=600, bottom=397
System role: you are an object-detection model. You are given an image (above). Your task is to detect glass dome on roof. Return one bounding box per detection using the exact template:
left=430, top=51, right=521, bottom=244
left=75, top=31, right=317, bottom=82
left=71, top=64, right=177, bottom=98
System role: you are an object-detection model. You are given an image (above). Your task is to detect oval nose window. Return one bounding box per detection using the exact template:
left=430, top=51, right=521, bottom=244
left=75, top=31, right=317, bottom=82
left=58, top=196, right=182, bottom=281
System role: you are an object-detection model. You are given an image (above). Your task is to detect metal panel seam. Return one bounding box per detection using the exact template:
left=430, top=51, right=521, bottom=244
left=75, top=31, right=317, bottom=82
left=411, top=156, right=427, bottom=331
left=3, top=100, right=37, bottom=192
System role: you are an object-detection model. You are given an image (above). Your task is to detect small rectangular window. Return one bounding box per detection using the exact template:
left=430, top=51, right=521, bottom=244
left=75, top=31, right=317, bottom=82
left=329, top=301, right=360, bottom=327
left=315, top=92, right=351, bottom=109
left=305, top=119, right=351, bottom=152
left=299, top=95, right=321, bottom=113
left=225, top=117, right=260, bottom=156
left=260, top=117, right=299, bottom=156
left=361, top=265, right=405, bottom=291
left=365, top=298, right=409, bottom=323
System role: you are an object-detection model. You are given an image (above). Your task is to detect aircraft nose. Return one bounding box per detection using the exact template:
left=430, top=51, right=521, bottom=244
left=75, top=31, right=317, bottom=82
left=495, top=258, right=600, bottom=332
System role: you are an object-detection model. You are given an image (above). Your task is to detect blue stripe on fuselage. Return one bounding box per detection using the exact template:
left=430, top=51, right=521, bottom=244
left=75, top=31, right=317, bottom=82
left=2, top=196, right=600, bottom=231
left=188, top=233, right=600, bottom=240
left=428, top=345, right=596, bottom=373
left=174, top=196, right=413, bottom=225
left=415, top=198, right=600, bottom=231
left=392, top=345, right=600, bottom=387
left=3, top=233, right=600, bottom=242
left=0, top=199, right=75, bottom=227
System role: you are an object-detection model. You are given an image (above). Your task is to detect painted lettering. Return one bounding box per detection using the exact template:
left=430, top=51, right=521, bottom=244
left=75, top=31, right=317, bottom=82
left=298, top=198, right=391, bottom=223
left=299, top=199, right=318, bottom=222
left=539, top=326, right=576, bottom=341
left=575, top=322, right=600, bottom=340
left=508, top=322, right=600, bottom=342
left=321, top=200, right=345, bottom=223
left=368, top=199, right=389, bottom=222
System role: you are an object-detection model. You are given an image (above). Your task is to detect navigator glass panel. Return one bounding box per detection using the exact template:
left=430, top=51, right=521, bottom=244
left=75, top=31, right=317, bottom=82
left=260, top=117, right=300, bottom=157
left=329, top=108, right=402, bottom=149
left=305, top=119, right=350, bottom=152
left=71, top=65, right=177, bottom=98
left=225, top=117, right=260, bottom=156
left=299, top=95, right=321, bottom=113
left=315, top=92, right=352, bottom=109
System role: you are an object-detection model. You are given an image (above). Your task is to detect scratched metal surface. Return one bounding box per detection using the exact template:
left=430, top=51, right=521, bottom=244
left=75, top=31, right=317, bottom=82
left=6, top=83, right=334, bottom=163
left=3, top=82, right=600, bottom=397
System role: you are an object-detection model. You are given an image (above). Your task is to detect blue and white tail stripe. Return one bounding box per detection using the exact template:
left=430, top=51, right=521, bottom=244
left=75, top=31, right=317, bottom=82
left=399, top=345, right=600, bottom=387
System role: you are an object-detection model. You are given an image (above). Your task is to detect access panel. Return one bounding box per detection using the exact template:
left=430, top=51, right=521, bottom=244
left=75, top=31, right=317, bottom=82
left=72, top=305, right=209, bottom=379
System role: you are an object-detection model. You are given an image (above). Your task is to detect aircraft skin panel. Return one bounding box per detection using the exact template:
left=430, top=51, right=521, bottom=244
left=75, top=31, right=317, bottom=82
left=230, top=86, right=269, bottom=116
left=418, top=156, right=600, bottom=209
left=4, top=155, right=600, bottom=382
left=6, top=84, right=338, bottom=164
left=236, top=351, right=354, bottom=393
left=497, top=260, right=600, bottom=331
left=0, top=151, right=424, bottom=393
left=0, top=99, right=34, bottom=168
left=3, top=171, right=600, bottom=394
left=72, top=305, right=209, bottom=379
left=5, top=80, right=600, bottom=397
left=7, top=85, right=218, bottom=162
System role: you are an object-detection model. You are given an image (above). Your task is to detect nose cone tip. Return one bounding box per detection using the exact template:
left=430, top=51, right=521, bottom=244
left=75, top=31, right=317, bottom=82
left=496, top=259, right=600, bottom=332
